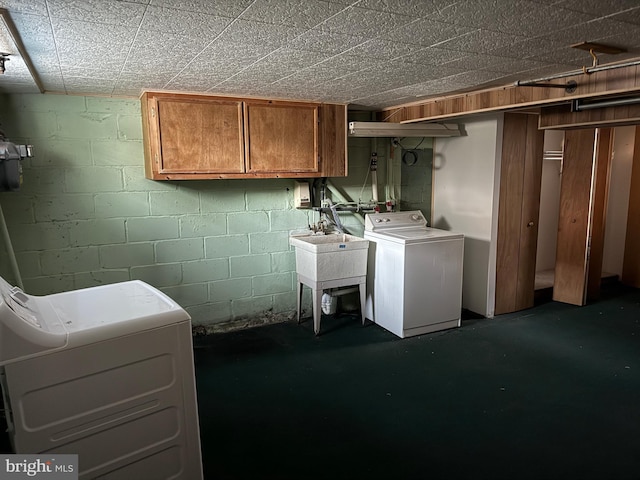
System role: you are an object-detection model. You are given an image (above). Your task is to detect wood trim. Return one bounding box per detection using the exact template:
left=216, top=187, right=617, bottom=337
left=539, top=103, right=640, bottom=129
left=622, top=126, right=640, bottom=287
left=381, top=64, right=640, bottom=123
left=586, top=128, right=613, bottom=300
left=141, top=92, right=161, bottom=180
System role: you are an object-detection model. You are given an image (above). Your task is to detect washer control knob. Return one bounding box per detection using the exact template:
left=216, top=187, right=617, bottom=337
left=383, top=218, right=391, bottom=222
left=375, top=218, right=382, bottom=223
left=410, top=214, right=421, bottom=221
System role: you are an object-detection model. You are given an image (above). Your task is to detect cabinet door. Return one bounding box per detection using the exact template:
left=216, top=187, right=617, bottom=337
left=152, top=96, right=244, bottom=175
left=244, top=102, right=318, bottom=174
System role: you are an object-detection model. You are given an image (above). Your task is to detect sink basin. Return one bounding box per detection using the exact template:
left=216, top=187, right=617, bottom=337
left=290, top=234, right=369, bottom=282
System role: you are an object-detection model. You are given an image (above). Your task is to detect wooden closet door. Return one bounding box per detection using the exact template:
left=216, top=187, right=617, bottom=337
left=586, top=128, right=613, bottom=301
left=552, top=128, right=612, bottom=304
left=622, top=126, right=640, bottom=287
left=494, top=113, right=544, bottom=314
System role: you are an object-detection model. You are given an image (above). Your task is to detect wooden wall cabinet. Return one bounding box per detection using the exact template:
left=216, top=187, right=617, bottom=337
left=141, top=92, right=347, bottom=180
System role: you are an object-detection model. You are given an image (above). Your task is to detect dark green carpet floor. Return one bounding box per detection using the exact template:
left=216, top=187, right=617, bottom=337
left=194, top=283, right=640, bottom=480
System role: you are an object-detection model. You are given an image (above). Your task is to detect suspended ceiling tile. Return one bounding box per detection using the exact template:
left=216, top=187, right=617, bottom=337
left=111, top=85, right=142, bottom=97
left=357, top=0, right=459, bottom=17
left=442, top=69, right=508, bottom=87
left=139, top=6, right=232, bottom=37
left=51, top=17, right=136, bottom=46
left=391, top=79, right=446, bottom=97
left=0, top=0, right=47, bottom=15
left=60, top=65, right=119, bottom=79
left=544, top=18, right=640, bottom=45
left=176, top=43, right=277, bottom=78
left=333, top=70, right=419, bottom=92
left=320, top=6, right=413, bottom=37
left=285, top=27, right=367, bottom=54
left=55, top=43, right=129, bottom=71
left=239, top=0, right=346, bottom=29
left=347, top=38, right=424, bottom=60
left=37, top=73, right=65, bottom=92
left=117, top=72, right=176, bottom=86
left=401, top=47, right=468, bottom=66
left=213, top=19, right=306, bottom=48
left=253, top=47, right=333, bottom=71
left=114, top=76, right=172, bottom=96
left=62, top=76, right=114, bottom=91
left=2, top=0, right=640, bottom=108
left=312, top=52, right=388, bottom=73
left=604, top=7, right=640, bottom=27
left=351, top=91, right=417, bottom=109
left=8, top=10, right=53, bottom=36
left=123, top=33, right=212, bottom=74
left=556, top=0, right=640, bottom=16
left=162, top=78, right=218, bottom=92
left=437, top=29, right=527, bottom=55
left=442, top=54, right=550, bottom=75
left=436, top=0, right=595, bottom=37
left=150, top=0, right=254, bottom=18
left=46, top=0, right=147, bottom=27
left=381, top=59, right=466, bottom=82
left=379, top=17, right=473, bottom=47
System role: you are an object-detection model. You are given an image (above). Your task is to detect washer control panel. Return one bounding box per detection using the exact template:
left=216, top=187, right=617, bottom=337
left=365, top=210, right=427, bottom=231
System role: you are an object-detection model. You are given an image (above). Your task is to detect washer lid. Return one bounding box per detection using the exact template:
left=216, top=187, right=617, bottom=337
left=47, top=280, right=190, bottom=346
left=365, top=227, right=463, bottom=244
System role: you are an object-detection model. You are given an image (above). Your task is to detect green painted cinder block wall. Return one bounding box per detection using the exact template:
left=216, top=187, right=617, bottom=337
left=0, top=93, right=429, bottom=329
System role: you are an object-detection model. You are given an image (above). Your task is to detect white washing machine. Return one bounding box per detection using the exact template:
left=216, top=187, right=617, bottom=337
left=364, top=211, right=464, bottom=338
left=0, top=275, right=203, bottom=479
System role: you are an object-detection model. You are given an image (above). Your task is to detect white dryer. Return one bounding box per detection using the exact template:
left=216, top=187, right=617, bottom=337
left=0, top=276, right=203, bottom=479
left=364, top=211, right=464, bottom=338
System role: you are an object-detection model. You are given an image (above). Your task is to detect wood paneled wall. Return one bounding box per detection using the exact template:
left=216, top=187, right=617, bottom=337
left=381, top=64, right=640, bottom=124
left=539, top=103, right=640, bottom=130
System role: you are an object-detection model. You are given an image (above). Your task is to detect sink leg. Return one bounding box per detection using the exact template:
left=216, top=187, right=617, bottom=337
left=312, top=288, right=322, bottom=335
left=359, top=283, right=366, bottom=326
left=297, top=281, right=303, bottom=324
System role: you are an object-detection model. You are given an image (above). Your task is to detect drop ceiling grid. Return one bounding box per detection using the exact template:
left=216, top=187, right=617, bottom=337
left=0, top=0, right=638, bottom=107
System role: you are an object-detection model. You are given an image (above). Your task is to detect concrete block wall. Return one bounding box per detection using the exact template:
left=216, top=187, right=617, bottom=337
left=0, top=93, right=320, bottom=329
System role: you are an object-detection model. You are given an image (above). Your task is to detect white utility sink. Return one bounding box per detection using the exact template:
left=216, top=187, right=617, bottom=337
left=289, top=234, right=369, bottom=282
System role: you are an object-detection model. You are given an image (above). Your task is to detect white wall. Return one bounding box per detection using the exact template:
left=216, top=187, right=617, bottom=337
left=602, top=126, right=635, bottom=275
left=432, top=114, right=503, bottom=317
